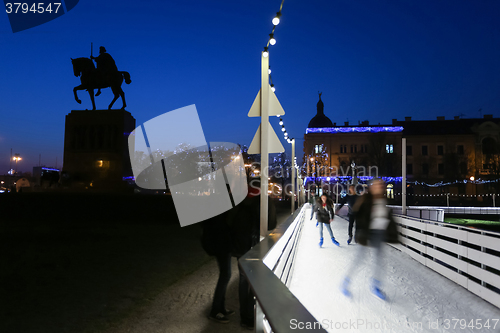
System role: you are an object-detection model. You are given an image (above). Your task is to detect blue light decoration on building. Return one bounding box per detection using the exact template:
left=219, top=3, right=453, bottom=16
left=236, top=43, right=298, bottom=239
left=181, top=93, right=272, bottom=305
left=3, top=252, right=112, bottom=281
left=303, top=176, right=500, bottom=187
left=305, top=126, right=404, bottom=134
left=304, top=176, right=402, bottom=185
left=41, top=167, right=60, bottom=172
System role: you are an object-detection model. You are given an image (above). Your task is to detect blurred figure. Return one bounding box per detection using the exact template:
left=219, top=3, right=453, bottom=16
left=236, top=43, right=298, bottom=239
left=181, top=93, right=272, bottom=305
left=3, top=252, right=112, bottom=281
left=227, top=178, right=277, bottom=330
left=200, top=213, right=234, bottom=324
left=311, top=194, right=340, bottom=247
left=201, top=178, right=276, bottom=328
left=341, top=179, right=399, bottom=300
left=335, top=185, right=359, bottom=245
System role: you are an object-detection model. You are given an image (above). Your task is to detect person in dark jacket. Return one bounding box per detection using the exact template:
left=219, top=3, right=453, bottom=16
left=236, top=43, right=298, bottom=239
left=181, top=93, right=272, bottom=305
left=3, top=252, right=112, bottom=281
left=341, top=178, right=399, bottom=300
left=311, top=194, right=340, bottom=247
left=202, top=178, right=276, bottom=329
left=228, top=178, right=277, bottom=330
left=335, top=185, right=359, bottom=245
left=200, top=213, right=234, bottom=324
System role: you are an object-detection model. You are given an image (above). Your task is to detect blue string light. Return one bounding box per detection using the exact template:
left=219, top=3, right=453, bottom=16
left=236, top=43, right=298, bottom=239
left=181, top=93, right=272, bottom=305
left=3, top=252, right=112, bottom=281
left=306, top=126, right=403, bottom=134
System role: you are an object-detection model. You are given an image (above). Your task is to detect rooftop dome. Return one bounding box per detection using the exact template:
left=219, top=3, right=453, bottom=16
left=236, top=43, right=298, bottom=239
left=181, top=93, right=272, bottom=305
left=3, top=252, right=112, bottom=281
left=308, top=92, right=333, bottom=128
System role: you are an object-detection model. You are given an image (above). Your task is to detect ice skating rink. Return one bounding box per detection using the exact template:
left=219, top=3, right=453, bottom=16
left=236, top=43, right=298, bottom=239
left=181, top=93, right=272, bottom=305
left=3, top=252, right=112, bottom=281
left=289, top=207, right=500, bottom=333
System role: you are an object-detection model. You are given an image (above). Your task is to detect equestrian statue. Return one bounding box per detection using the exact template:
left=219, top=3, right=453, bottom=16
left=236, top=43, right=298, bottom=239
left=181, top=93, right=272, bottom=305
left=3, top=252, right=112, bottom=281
left=72, top=45, right=131, bottom=110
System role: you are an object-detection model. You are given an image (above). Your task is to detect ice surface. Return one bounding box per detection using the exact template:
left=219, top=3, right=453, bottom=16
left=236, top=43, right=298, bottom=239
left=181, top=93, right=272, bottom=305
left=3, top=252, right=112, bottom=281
left=289, top=207, right=500, bottom=333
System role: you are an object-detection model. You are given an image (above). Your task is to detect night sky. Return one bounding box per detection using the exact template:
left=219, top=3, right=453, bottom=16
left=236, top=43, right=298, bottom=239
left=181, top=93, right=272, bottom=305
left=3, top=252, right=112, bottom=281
left=1, top=0, right=499, bottom=174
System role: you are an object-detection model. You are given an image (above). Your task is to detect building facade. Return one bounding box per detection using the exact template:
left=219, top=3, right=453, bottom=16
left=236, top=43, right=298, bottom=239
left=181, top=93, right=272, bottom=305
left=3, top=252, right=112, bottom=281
left=303, top=95, right=500, bottom=203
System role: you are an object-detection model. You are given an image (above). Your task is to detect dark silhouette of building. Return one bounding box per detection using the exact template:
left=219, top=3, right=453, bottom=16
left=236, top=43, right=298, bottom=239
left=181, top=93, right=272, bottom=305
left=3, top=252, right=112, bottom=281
left=307, top=92, right=334, bottom=129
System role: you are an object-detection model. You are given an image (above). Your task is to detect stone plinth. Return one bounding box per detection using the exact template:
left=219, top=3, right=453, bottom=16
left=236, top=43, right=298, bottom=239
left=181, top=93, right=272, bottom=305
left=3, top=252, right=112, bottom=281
left=63, top=109, right=136, bottom=189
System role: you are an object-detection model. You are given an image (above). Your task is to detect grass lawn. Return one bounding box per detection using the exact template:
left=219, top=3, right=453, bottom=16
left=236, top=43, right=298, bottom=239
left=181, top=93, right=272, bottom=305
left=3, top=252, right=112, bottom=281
left=444, top=217, right=500, bottom=227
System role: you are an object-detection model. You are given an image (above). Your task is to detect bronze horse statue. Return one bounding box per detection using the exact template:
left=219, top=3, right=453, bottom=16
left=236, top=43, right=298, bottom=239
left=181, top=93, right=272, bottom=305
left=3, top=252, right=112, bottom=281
left=71, top=57, right=131, bottom=110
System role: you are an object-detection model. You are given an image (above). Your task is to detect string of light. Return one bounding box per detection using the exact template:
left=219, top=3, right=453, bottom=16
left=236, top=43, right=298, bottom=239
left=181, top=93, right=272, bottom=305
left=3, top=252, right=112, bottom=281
left=409, top=179, right=500, bottom=187
left=303, top=175, right=500, bottom=186
left=261, top=0, right=298, bottom=171
left=394, top=193, right=497, bottom=198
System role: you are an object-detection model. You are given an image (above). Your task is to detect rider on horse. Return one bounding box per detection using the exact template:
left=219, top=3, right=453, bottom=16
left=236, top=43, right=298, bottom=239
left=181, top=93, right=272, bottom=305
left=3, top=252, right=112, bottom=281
left=91, top=46, right=118, bottom=96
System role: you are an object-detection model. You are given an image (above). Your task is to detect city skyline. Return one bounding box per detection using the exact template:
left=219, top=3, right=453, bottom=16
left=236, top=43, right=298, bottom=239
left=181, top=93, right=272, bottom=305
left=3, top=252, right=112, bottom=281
left=1, top=0, right=499, bottom=173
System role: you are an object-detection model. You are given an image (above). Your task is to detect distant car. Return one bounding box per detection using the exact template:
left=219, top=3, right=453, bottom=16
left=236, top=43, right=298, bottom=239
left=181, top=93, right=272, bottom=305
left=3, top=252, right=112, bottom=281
left=0, top=187, right=9, bottom=193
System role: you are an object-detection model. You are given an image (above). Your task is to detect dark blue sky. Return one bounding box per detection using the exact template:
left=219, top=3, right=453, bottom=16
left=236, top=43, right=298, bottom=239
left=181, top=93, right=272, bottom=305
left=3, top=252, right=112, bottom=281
left=1, top=0, right=499, bottom=173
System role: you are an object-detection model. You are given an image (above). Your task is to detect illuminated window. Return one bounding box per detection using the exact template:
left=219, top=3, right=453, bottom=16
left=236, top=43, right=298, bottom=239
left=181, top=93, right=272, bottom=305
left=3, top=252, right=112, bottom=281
left=314, top=144, right=323, bottom=154
left=385, top=144, right=394, bottom=154
left=386, top=184, right=394, bottom=199
left=95, top=160, right=110, bottom=169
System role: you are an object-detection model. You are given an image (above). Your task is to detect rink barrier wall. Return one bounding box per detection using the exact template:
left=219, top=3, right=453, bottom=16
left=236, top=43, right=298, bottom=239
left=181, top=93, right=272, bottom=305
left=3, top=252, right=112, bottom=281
left=239, top=204, right=327, bottom=333
left=394, top=214, right=500, bottom=309
left=389, top=205, right=444, bottom=222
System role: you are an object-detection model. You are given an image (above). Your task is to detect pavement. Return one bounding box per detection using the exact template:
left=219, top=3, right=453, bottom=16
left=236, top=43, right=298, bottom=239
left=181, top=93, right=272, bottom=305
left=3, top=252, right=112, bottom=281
left=102, top=202, right=293, bottom=333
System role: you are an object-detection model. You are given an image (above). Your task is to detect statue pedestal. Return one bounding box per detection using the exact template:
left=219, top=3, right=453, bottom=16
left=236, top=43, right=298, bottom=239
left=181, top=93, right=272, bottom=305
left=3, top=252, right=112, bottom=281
left=62, top=109, right=136, bottom=190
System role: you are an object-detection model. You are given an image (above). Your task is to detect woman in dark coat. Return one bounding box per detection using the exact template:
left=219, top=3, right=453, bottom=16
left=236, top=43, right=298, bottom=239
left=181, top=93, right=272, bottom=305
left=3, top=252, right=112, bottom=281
left=341, top=178, right=399, bottom=300
left=310, top=194, right=340, bottom=247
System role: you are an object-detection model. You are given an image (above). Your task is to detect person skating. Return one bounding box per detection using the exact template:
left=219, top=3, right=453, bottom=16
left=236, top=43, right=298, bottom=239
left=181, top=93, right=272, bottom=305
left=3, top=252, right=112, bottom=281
left=335, top=185, right=359, bottom=244
left=340, top=179, right=399, bottom=300
left=310, top=194, right=339, bottom=247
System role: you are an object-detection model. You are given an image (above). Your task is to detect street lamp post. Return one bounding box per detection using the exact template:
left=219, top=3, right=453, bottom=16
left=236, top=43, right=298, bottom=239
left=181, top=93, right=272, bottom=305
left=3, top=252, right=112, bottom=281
left=13, top=154, right=22, bottom=175
left=291, top=138, right=296, bottom=214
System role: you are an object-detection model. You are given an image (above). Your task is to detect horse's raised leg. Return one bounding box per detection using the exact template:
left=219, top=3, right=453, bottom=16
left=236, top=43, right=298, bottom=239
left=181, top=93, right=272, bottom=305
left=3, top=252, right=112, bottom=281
left=88, top=89, right=96, bottom=110
left=73, top=85, right=83, bottom=104
left=108, top=89, right=119, bottom=110
left=119, top=88, right=126, bottom=110
left=108, top=86, right=120, bottom=110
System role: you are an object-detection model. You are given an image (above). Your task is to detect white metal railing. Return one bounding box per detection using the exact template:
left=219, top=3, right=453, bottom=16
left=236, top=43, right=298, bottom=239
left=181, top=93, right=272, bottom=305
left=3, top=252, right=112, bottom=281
left=389, top=205, right=445, bottom=222
left=395, top=214, right=500, bottom=308
left=390, top=205, right=500, bottom=221
left=239, top=204, right=327, bottom=333
left=263, top=204, right=306, bottom=287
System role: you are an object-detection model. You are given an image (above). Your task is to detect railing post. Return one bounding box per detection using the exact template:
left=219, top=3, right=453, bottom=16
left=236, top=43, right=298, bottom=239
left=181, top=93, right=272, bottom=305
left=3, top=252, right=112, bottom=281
left=457, top=237, right=462, bottom=275
left=481, top=231, right=486, bottom=287
left=255, top=301, right=264, bottom=333
left=420, top=227, right=424, bottom=256
left=432, top=230, right=436, bottom=261
left=402, top=138, right=407, bottom=215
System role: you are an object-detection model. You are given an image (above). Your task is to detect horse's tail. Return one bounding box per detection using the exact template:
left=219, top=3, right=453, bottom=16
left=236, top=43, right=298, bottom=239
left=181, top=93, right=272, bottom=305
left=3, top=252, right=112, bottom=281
left=120, top=71, right=132, bottom=84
